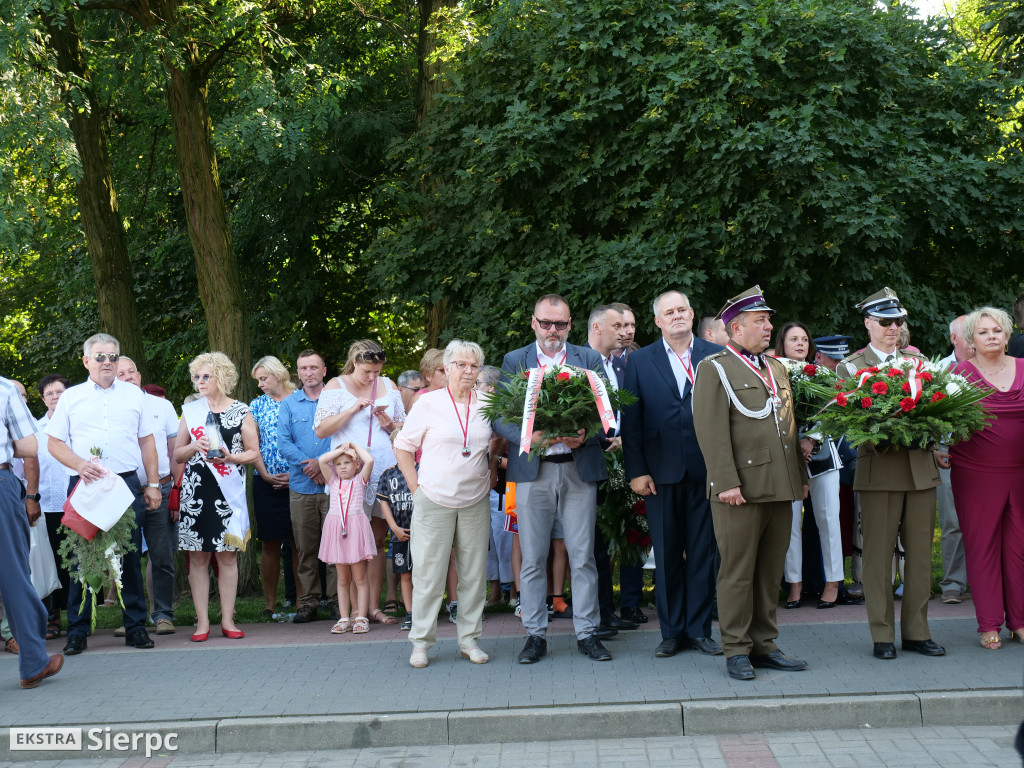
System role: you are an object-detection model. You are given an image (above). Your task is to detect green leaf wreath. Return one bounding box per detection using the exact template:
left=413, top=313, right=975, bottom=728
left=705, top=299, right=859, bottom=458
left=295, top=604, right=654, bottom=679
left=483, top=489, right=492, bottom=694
left=480, top=365, right=637, bottom=457
left=597, top=451, right=649, bottom=567
left=812, top=357, right=992, bottom=451
left=59, top=510, right=136, bottom=631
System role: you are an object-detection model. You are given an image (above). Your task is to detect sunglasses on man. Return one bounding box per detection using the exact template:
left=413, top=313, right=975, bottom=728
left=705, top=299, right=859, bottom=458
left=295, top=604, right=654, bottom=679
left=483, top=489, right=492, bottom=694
left=535, top=318, right=569, bottom=331
left=874, top=318, right=905, bottom=328
left=89, top=353, right=120, bottom=363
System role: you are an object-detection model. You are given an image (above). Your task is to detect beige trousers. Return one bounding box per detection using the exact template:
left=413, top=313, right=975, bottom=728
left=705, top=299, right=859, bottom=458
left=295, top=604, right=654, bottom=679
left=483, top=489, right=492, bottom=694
left=409, top=489, right=490, bottom=650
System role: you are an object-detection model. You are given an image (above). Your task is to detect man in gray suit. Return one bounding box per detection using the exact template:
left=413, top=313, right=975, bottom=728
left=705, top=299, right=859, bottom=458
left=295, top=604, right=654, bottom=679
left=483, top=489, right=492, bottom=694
left=494, top=294, right=612, bottom=663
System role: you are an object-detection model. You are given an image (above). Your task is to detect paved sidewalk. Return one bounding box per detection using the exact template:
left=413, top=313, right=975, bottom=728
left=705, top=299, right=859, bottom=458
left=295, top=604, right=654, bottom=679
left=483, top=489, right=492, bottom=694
left=2, top=725, right=1021, bottom=767
left=1, top=598, right=1021, bottom=761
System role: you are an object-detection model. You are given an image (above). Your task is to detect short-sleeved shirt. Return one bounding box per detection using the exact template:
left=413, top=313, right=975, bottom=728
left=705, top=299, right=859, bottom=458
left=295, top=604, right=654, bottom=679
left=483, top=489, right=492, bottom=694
left=250, top=393, right=290, bottom=477
left=132, top=392, right=179, bottom=484
left=36, top=414, right=70, bottom=512
left=0, top=377, right=38, bottom=464
left=376, top=465, right=413, bottom=528
left=45, top=378, right=152, bottom=474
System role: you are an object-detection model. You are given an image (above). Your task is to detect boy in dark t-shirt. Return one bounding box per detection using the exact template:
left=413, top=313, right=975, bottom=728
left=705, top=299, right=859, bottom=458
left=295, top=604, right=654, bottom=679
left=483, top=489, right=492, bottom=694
left=378, top=462, right=414, bottom=630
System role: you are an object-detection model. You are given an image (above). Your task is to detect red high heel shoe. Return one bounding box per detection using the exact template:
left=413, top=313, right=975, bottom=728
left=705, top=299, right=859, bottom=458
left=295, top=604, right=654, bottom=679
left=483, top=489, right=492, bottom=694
left=221, top=627, right=245, bottom=640
left=191, top=631, right=209, bottom=643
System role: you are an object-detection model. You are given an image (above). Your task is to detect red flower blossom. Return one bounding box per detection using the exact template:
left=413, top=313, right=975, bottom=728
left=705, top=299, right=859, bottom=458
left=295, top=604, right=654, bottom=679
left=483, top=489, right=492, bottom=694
left=836, top=393, right=848, bottom=406
left=871, top=382, right=888, bottom=394
left=632, top=500, right=647, bottom=517
left=855, top=368, right=871, bottom=377
left=860, top=397, right=873, bottom=408
left=803, top=364, right=817, bottom=376
left=887, top=368, right=904, bottom=378
left=555, top=371, right=571, bottom=382
left=625, top=529, right=643, bottom=545
left=639, top=534, right=652, bottom=549
left=835, top=381, right=845, bottom=390
left=901, top=382, right=912, bottom=394
left=868, top=366, right=880, bottom=373
left=920, top=372, right=933, bottom=383
left=900, top=397, right=916, bottom=412
left=930, top=391, right=946, bottom=403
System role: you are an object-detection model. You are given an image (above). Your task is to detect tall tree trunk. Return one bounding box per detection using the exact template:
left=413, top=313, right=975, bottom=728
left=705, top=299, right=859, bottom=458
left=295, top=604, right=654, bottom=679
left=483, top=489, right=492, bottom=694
left=416, top=0, right=458, bottom=344
left=165, top=51, right=253, bottom=402
left=45, top=13, right=146, bottom=372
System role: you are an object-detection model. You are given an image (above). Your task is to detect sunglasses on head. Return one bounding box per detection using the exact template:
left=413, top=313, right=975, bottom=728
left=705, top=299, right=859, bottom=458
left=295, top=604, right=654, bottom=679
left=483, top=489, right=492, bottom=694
left=90, top=353, right=120, bottom=363
left=357, top=350, right=386, bottom=364
left=535, top=319, right=569, bottom=331
left=874, top=317, right=905, bottom=328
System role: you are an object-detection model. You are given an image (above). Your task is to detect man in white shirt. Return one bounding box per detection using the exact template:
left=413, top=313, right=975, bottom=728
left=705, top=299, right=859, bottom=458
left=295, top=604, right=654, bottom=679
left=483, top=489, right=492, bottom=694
left=46, top=333, right=162, bottom=654
left=117, top=357, right=181, bottom=634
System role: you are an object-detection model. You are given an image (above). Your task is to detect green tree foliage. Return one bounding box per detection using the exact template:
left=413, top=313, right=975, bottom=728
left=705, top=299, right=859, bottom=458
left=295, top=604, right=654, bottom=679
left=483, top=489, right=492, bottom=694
left=373, top=0, right=1024, bottom=356
left=1, top=0, right=422, bottom=408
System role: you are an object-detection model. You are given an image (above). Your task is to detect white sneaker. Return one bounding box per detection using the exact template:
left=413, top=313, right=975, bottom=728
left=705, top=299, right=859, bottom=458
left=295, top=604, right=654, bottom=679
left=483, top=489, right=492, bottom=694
left=460, top=645, right=489, bottom=664
left=514, top=597, right=522, bottom=618
left=447, top=602, right=458, bottom=624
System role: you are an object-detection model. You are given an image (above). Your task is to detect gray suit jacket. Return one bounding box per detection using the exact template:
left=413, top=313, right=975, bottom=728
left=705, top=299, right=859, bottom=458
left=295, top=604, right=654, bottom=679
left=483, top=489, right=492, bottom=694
left=494, top=342, right=608, bottom=484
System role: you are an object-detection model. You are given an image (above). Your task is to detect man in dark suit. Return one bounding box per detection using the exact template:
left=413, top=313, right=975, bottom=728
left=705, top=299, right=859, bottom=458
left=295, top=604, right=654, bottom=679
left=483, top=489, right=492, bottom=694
left=621, top=290, right=724, bottom=658
left=586, top=304, right=641, bottom=633
left=493, top=294, right=613, bottom=664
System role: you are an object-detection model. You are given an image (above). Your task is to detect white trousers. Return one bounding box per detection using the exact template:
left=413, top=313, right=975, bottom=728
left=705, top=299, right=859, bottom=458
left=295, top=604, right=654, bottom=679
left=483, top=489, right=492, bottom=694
left=785, top=469, right=845, bottom=583
left=409, top=490, right=490, bottom=650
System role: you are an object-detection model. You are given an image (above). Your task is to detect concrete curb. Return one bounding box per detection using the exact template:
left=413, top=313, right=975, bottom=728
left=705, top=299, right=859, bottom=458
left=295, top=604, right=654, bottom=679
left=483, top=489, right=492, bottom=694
left=2, top=692, right=1020, bottom=759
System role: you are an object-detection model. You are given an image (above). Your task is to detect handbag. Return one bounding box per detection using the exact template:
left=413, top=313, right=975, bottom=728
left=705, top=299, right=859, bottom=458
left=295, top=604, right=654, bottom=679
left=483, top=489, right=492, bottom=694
left=168, top=469, right=184, bottom=513
left=28, top=520, right=61, bottom=599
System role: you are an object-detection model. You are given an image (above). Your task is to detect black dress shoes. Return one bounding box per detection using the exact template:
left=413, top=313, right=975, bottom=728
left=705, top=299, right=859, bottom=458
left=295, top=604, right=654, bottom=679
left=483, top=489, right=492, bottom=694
left=125, top=628, right=155, bottom=649
left=63, top=635, right=87, bottom=655
left=687, top=636, right=723, bottom=655
left=655, top=638, right=686, bottom=658
left=726, top=654, right=755, bottom=680
left=838, top=592, right=865, bottom=606
left=592, top=626, right=618, bottom=640
left=577, top=636, right=612, bottom=661
left=785, top=598, right=802, bottom=609
left=873, top=642, right=897, bottom=660
left=601, top=614, right=639, bottom=631
left=517, top=635, right=547, bottom=664
left=817, top=598, right=837, bottom=609
left=751, top=649, right=808, bottom=671
left=620, top=606, right=648, bottom=624
left=902, top=639, right=946, bottom=656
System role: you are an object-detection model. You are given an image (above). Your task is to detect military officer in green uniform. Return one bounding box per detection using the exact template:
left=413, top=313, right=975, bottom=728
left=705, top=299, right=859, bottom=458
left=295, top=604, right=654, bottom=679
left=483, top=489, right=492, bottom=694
left=693, top=286, right=809, bottom=681
left=839, top=288, right=945, bottom=661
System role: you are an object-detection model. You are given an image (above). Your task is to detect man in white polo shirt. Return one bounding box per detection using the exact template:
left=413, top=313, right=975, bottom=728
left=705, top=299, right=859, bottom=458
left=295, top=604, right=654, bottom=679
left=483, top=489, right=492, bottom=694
left=46, top=333, right=162, bottom=654
left=117, top=356, right=181, bottom=635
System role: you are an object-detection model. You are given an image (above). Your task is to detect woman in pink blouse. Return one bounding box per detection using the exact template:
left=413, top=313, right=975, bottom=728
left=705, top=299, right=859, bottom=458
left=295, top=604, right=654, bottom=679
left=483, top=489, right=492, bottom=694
left=949, top=307, right=1024, bottom=650
left=395, top=340, right=496, bottom=668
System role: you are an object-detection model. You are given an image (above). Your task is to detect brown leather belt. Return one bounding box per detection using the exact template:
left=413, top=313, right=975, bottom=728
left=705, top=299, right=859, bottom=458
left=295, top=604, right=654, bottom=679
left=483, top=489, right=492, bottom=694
left=0, top=463, right=10, bottom=471
left=159, top=474, right=172, bottom=484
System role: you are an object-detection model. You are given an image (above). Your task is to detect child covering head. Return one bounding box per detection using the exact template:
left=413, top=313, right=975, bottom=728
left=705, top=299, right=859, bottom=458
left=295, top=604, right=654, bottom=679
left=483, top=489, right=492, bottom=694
left=318, top=441, right=377, bottom=634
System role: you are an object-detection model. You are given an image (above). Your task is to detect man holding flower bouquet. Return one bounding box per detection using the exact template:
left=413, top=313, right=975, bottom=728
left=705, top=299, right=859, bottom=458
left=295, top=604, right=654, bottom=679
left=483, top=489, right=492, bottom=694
left=839, top=288, right=945, bottom=661
left=493, top=294, right=613, bottom=664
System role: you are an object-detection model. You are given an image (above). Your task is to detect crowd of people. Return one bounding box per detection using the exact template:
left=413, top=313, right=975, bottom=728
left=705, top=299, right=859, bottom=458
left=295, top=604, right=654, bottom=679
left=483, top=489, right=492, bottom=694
left=0, top=286, right=1022, bottom=687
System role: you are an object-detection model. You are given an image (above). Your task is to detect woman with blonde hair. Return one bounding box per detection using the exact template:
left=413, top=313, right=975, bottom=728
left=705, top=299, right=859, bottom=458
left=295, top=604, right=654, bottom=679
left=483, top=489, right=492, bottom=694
left=950, top=307, right=1024, bottom=650
left=174, top=352, right=259, bottom=641
left=313, top=340, right=404, bottom=625
left=250, top=355, right=299, bottom=617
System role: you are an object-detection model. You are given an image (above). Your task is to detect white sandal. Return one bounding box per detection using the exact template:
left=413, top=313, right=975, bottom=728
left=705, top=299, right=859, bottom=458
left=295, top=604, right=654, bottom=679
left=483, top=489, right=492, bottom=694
left=330, top=618, right=351, bottom=634
left=409, top=647, right=428, bottom=668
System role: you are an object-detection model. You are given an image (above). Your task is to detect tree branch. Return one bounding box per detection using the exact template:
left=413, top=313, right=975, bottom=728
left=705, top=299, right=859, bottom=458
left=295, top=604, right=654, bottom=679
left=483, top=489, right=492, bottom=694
left=77, top=0, right=146, bottom=24
left=196, top=30, right=242, bottom=83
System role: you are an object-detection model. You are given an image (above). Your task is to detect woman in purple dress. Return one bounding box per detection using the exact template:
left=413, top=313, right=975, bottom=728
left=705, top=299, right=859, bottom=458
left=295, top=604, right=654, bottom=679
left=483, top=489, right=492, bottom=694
left=949, top=307, right=1024, bottom=650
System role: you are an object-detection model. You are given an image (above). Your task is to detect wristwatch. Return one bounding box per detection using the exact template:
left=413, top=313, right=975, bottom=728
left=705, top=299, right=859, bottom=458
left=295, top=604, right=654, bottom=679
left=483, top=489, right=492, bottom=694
left=25, top=493, right=41, bottom=501
left=145, top=483, right=160, bottom=489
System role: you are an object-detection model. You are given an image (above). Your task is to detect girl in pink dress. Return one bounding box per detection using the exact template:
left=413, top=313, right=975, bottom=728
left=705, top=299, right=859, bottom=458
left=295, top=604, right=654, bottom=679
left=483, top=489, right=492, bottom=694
left=318, top=442, right=377, bottom=634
